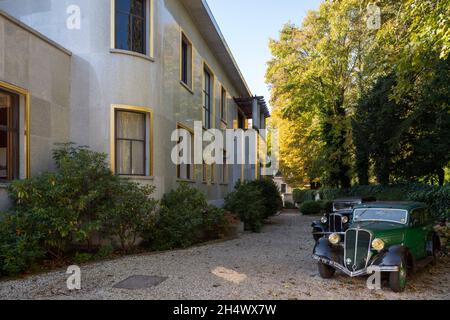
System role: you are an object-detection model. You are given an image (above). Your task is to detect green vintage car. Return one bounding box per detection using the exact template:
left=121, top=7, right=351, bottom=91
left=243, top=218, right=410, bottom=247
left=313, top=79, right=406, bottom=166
left=312, top=202, right=441, bottom=292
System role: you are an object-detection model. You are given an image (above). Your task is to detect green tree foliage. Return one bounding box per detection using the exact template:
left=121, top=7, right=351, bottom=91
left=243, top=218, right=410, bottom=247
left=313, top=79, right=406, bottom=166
left=267, top=0, right=450, bottom=187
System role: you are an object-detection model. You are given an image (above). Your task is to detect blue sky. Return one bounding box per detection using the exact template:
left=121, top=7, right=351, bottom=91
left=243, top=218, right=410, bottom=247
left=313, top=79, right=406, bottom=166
left=206, top=0, right=323, bottom=107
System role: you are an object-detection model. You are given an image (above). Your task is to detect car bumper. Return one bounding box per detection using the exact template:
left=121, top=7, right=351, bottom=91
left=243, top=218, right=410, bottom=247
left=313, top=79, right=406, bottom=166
left=312, top=254, right=399, bottom=277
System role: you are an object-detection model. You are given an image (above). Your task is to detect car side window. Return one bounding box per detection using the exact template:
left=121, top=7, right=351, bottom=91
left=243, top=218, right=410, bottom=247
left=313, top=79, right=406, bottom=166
left=410, top=209, right=425, bottom=227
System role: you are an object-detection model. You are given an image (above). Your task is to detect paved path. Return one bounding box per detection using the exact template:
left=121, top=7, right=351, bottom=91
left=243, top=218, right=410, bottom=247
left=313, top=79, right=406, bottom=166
left=1, top=213, right=449, bottom=300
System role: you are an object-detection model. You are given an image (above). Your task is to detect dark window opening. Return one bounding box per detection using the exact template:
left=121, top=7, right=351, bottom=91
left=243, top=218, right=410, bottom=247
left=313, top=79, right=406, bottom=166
left=0, top=89, right=20, bottom=181
left=220, top=87, right=226, bottom=122
left=181, top=34, right=192, bottom=87
left=115, top=0, right=147, bottom=54
left=203, top=68, right=212, bottom=129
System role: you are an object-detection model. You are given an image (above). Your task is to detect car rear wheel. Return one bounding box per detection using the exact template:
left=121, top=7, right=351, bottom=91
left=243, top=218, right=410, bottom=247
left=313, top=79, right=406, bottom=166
left=389, top=261, right=407, bottom=293
left=318, top=262, right=336, bottom=279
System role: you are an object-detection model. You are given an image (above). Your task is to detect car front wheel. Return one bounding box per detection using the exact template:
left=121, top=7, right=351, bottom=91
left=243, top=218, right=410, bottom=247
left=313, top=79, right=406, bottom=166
left=318, top=262, right=336, bottom=279
left=389, top=261, right=408, bottom=293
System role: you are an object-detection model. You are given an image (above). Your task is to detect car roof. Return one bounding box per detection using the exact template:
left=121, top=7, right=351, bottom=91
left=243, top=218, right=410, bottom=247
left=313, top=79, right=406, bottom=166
left=354, top=201, right=427, bottom=211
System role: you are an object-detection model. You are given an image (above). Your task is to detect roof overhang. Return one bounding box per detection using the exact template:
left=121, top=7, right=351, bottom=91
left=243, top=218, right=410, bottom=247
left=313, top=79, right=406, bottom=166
left=234, top=96, right=270, bottom=118
left=179, top=0, right=252, bottom=98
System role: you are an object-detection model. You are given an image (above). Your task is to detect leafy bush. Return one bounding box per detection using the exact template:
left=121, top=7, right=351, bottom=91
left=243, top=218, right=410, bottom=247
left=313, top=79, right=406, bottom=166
left=319, top=200, right=333, bottom=213
left=100, top=181, right=158, bottom=252
left=225, top=182, right=265, bottom=232
left=0, top=212, right=44, bottom=276
left=299, top=201, right=323, bottom=215
left=148, top=184, right=227, bottom=250
left=312, top=183, right=449, bottom=219
left=0, top=144, right=160, bottom=276
left=7, top=144, right=119, bottom=257
left=408, top=185, right=450, bottom=219
left=249, top=178, right=283, bottom=218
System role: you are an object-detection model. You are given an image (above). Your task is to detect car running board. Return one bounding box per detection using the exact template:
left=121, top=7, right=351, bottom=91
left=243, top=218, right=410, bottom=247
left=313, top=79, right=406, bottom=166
left=415, top=256, right=434, bottom=270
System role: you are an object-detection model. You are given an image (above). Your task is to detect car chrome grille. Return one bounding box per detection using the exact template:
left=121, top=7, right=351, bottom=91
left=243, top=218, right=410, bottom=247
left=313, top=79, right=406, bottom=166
left=328, top=214, right=343, bottom=232
left=344, top=229, right=372, bottom=272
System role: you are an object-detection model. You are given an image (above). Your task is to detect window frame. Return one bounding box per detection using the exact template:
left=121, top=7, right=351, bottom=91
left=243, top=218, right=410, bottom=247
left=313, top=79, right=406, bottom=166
left=111, top=0, right=154, bottom=58
left=202, top=65, right=213, bottom=130
left=180, top=31, right=194, bottom=92
left=176, top=123, right=195, bottom=181
left=110, top=104, right=153, bottom=177
left=0, top=81, right=30, bottom=180
left=220, top=86, right=227, bottom=124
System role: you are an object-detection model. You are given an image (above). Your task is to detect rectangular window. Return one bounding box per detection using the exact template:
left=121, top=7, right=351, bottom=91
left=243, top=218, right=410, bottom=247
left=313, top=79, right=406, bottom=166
left=203, top=67, right=212, bottom=129
left=220, top=87, right=227, bottom=123
left=115, top=110, right=147, bottom=176
left=115, top=0, right=148, bottom=55
left=0, top=89, right=20, bottom=181
left=222, top=150, right=228, bottom=184
left=281, top=184, right=287, bottom=194
left=176, top=125, right=194, bottom=181
left=181, top=33, right=193, bottom=89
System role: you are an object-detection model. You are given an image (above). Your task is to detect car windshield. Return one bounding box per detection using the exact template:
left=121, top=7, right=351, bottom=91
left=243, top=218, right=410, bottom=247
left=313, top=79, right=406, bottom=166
left=353, top=209, right=408, bottom=224
left=333, top=201, right=359, bottom=211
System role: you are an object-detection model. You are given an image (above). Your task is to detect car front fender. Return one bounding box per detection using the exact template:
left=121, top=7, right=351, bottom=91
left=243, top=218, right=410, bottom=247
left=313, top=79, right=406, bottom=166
left=313, top=237, right=335, bottom=258
left=371, top=245, right=410, bottom=268
left=311, top=221, right=325, bottom=231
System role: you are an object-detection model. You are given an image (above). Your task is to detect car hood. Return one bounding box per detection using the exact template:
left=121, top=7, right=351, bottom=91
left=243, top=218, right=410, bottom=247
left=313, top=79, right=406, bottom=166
left=350, top=221, right=407, bottom=245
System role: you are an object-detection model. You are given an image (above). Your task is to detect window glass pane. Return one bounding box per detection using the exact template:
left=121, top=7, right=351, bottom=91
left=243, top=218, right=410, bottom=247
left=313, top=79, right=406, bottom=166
left=0, top=90, right=19, bottom=180
left=116, top=12, right=131, bottom=51
left=117, top=111, right=145, bottom=140
left=116, top=0, right=147, bottom=54
left=132, top=16, right=145, bottom=54
left=117, top=140, right=131, bottom=175
left=182, top=40, right=188, bottom=83
left=131, top=140, right=145, bottom=175
left=131, top=0, right=145, bottom=16
left=116, top=0, right=132, bottom=13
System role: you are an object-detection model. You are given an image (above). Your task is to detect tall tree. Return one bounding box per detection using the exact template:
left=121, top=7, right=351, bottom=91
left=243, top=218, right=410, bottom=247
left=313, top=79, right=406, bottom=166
left=267, top=0, right=379, bottom=188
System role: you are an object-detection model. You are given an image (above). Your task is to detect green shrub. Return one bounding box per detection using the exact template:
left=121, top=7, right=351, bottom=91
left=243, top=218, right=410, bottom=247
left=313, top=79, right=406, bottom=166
left=300, top=201, right=323, bottom=215
left=249, top=178, right=283, bottom=218
left=73, top=252, right=94, bottom=265
left=7, top=144, right=119, bottom=257
left=148, top=184, right=227, bottom=250
left=408, top=185, right=450, bottom=219
left=0, top=212, right=44, bottom=276
left=225, top=182, right=265, bottom=232
left=100, top=181, right=158, bottom=252
left=96, top=244, right=114, bottom=259
left=319, top=200, right=333, bottom=213
left=1, top=143, right=160, bottom=276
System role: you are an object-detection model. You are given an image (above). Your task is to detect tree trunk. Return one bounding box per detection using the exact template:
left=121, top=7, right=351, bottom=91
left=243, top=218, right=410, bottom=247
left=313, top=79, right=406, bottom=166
left=438, top=168, right=445, bottom=186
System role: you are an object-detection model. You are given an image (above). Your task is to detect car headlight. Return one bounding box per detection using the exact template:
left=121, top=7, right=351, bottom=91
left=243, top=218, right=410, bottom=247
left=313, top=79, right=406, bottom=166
left=328, top=233, right=341, bottom=245
left=372, top=238, right=385, bottom=252
left=342, top=216, right=349, bottom=224
left=321, top=216, right=328, bottom=224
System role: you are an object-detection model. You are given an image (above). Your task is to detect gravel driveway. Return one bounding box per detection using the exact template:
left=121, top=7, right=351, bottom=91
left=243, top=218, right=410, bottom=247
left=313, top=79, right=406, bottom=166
left=1, top=212, right=449, bottom=300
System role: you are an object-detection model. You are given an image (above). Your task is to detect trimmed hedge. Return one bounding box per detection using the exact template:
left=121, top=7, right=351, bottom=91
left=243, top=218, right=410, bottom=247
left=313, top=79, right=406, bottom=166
left=299, top=201, right=323, bottom=215
left=294, top=184, right=450, bottom=219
